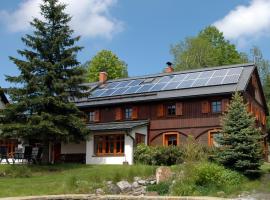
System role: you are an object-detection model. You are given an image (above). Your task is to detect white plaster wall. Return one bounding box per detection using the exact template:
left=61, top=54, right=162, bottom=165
left=86, top=125, right=148, bottom=165
left=61, top=142, right=86, bottom=154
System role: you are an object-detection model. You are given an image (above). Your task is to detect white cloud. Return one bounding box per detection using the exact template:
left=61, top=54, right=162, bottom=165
left=213, top=0, right=270, bottom=46
left=0, top=0, right=123, bottom=39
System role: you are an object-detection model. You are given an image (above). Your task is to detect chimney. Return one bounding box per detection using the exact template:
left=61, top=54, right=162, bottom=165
left=99, top=72, right=108, bottom=84
left=165, top=62, right=174, bottom=73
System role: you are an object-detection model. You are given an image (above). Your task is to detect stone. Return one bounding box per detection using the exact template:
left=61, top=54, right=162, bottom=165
left=95, top=188, right=105, bottom=195
left=133, top=176, right=141, bottom=182
left=138, top=179, right=147, bottom=185
left=145, top=191, right=159, bottom=196
left=107, top=183, right=121, bottom=194
left=150, top=180, right=156, bottom=185
left=131, top=181, right=139, bottom=188
left=106, top=181, right=113, bottom=185
left=156, top=166, right=173, bottom=184
left=216, top=191, right=225, bottom=196
left=116, top=180, right=132, bottom=193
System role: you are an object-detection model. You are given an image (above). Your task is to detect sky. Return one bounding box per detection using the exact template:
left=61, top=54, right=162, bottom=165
left=1, top=0, right=270, bottom=88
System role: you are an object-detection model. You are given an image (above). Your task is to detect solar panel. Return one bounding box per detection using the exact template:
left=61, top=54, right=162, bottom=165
left=222, top=75, right=240, bottom=84
left=90, top=89, right=106, bottom=97
left=192, top=78, right=209, bottom=87
left=150, top=83, right=167, bottom=91
left=128, top=79, right=143, bottom=86
left=213, top=69, right=228, bottom=77
left=112, top=87, right=129, bottom=95
left=227, top=68, right=242, bottom=75
left=89, top=67, right=243, bottom=98
left=99, top=89, right=116, bottom=97
left=163, top=82, right=179, bottom=90
left=106, top=82, right=120, bottom=89
left=158, top=75, right=174, bottom=83
left=199, top=71, right=214, bottom=78
left=178, top=80, right=195, bottom=88
left=136, top=84, right=154, bottom=93
left=206, top=77, right=223, bottom=86
left=186, top=72, right=200, bottom=80
left=171, top=74, right=187, bottom=82
left=123, top=86, right=141, bottom=94
left=117, top=81, right=132, bottom=88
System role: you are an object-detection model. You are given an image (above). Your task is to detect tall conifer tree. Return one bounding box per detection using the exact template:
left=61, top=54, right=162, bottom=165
left=0, top=0, right=89, bottom=148
left=216, top=92, right=263, bottom=176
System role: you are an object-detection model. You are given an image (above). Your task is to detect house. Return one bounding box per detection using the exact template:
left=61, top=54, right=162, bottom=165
left=0, top=90, right=17, bottom=156
left=59, top=63, right=268, bottom=164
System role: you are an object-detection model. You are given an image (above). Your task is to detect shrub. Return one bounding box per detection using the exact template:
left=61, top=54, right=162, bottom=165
left=171, top=162, right=245, bottom=196
left=147, top=181, right=171, bottom=195
left=181, top=136, right=209, bottom=162
left=134, top=144, right=183, bottom=166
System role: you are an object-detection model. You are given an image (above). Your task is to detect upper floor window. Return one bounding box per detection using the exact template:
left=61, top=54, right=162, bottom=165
left=89, top=111, right=95, bottom=122
left=167, top=104, right=176, bottom=116
left=211, top=101, right=221, bottom=113
left=125, top=108, right=133, bottom=120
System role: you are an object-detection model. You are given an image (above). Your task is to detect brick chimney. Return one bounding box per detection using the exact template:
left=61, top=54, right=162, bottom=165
left=99, top=72, right=108, bottom=84
left=165, top=62, right=174, bottom=73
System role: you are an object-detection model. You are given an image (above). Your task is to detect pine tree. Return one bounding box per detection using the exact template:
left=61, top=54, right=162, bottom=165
left=216, top=92, right=263, bottom=176
left=0, top=0, right=90, bottom=156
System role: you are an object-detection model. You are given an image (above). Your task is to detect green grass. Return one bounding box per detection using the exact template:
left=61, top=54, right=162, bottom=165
left=0, top=164, right=156, bottom=197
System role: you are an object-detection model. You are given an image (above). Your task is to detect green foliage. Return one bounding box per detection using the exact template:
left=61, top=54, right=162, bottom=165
left=0, top=0, right=90, bottom=145
left=171, top=162, right=245, bottom=196
left=146, top=181, right=170, bottom=195
left=181, top=136, right=209, bottom=162
left=0, top=165, right=32, bottom=178
left=0, top=164, right=156, bottom=197
left=134, top=144, right=183, bottom=166
left=86, top=50, right=128, bottom=82
left=170, top=26, right=246, bottom=71
left=215, top=92, right=263, bottom=176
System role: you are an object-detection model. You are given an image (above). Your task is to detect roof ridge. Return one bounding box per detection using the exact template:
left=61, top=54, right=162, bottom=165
left=86, top=63, right=254, bottom=85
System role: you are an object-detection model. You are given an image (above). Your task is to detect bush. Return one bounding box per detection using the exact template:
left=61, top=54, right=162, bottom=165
left=146, top=181, right=171, bottom=195
left=0, top=165, right=32, bottom=178
left=171, top=162, right=245, bottom=196
left=134, top=144, right=183, bottom=166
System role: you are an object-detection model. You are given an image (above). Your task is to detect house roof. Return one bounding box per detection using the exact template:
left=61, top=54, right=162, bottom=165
left=88, top=120, right=149, bottom=132
left=75, top=63, right=258, bottom=108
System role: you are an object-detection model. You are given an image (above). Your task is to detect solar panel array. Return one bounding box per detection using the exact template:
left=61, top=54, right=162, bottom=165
left=89, top=67, right=243, bottom=98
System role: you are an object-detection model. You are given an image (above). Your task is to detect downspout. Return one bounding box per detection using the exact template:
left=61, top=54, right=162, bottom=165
left=125, top=129, right=135, bottom=164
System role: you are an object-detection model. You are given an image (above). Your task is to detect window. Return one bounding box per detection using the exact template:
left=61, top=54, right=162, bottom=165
left=208, top=130, right=222, bottom=147
left=94, top=134, right=124, bottom=156
left=135, top=133, right=145, bottom=145
left=163, top=133, right=179, bottom=146
left=125, top=108, right=133, bottom=119
left=167, top=104, right=176, bottom=116
left=89, top=111, right=95, bottom=122
left=211, top=101, right=221, bottom=113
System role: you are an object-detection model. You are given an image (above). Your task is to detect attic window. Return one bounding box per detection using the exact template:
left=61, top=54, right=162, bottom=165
left=142, top=78, right=155, bottom=84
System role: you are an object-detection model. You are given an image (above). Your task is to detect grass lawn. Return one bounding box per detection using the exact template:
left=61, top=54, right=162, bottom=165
left=0, top=163, right=270, bottom=198
left=0, top=164, right=156, bottom=197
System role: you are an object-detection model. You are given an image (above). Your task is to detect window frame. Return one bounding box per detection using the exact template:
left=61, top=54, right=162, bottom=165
left=208, top=129, right=222, bottom=147
left=211, top=100, right=222, bottom=113
left=88, top=111, right=95, bottom=122
left=94, top=134, right=125, bottom=156
left=124, top=107, right=133, bottom=120
left=167, top=104, right=176, bottom=116
left=163, top=132, right=179, bottom=146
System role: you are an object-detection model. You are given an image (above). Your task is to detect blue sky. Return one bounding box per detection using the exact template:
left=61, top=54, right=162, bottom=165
left=1, top=0, right=270, bottom=88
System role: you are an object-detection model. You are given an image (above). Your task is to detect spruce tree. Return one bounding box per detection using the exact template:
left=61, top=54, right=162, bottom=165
left=0, top=0, right=89, bottom=152
left=216, top=92, right=263, bottom=176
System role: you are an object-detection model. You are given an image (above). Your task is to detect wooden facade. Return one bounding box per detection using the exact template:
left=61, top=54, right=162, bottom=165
left=77, top=64, right=269, bottom=161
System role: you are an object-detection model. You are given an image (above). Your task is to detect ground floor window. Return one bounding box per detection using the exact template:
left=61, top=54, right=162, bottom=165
left=94, top=134, right=124, bottom=156
left=163, top=132, right=179, bottom=146
left=208, top=130, right=222, bottom=147
left=0, top=139, right=18, bottom=156
left=135, top=133, right=145, bottom=145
